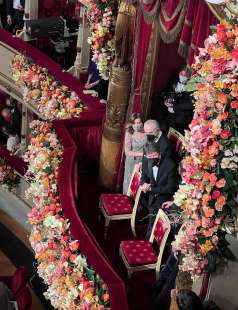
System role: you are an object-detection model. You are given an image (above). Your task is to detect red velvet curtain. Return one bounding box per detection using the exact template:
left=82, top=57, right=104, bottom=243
left=131, top=12, right=152, bottom=113
left=179, top=0, right=218, bottom=66
left=154, top=37, right=185, bottom=94
left=39, top=0, right=76, bottom=18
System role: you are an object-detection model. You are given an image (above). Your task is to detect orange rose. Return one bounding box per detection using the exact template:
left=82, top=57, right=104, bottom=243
left=203, top=206, right=215, bottom=218
left=215, top=195, right=226, bottom=211
left=231, top=100, right=238, bottom=109
left=220, top=112, right=228, bottom=121
left=216, top=178, right=226, bottom=188
left=217, top=93, right=228, bottom=104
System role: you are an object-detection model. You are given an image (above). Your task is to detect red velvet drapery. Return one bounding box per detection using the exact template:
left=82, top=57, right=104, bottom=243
left=179, top=0, right=218, bottom=66
left=39, top=0, right=76, bottom=18
left=131, top=12, right=152, bottom=113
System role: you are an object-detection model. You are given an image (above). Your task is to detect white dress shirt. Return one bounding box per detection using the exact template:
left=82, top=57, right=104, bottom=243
left=7, top=135, right=19, bottom=152
left=13, top=0, right=23, bottom=10
left=152, top=165, right=159, bottom=180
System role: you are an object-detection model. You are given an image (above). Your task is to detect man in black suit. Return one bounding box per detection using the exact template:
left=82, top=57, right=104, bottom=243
left=140, top=142, right=179, bottom=238
left=144, top=119, right=172, bottom=159
left=6, top=0, right=25, bottom=33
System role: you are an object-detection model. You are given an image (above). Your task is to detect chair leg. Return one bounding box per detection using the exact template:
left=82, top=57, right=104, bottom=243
left=128, top=269, right=133, bottom=279
left=98, top=211, right=102, bottom=222
left=104, top=218, right=110, bottom=239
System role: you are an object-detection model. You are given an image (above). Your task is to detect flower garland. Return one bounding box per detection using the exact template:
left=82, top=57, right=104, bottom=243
left=0, top=158, right=20, bottom=193
left=11, top=55, right=85, bottom=120
left=172, top=20, right=238, bottom=279
left=11, top=55, right=110, bottom=309
left=87, top=0, right=117, bottom=80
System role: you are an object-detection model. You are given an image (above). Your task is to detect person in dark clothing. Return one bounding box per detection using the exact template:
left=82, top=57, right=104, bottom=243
left=0, top=0, right=7, bottom=28
left=163, top=69, right=194, bottom=134
left=1, top=104, right=21, bottom=137
left=140, top=142, right=179, bottom=238
left=144, top=119, right=172, bottom=160
left=5, top=0, right=25, bottom=33
left=152, top=253, right=179, bottom=310
left=85, top=61, right=100, bottom=92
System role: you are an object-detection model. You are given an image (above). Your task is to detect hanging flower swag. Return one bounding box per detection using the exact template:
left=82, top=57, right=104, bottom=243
left=86, top=0, right=118, bottom=80
left=11, top=55, right=85, bottom=120
left=0, top=158, right=20, bottom=193
left=11, top=55, right=110, bottom=309
left=173, top=20, right=238, bottom=279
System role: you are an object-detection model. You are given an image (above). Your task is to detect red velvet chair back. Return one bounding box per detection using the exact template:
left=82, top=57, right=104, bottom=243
left=15, top=287, right=32, bottom=310
left=153, top=218, right=169, bottom=247
left=149, top=209, right=171, bottom=276
left=9, top=266, right=27, bottom=295
left=127, top=169, right=141, bottom=200
left=167, top=128, right=184, bottom=154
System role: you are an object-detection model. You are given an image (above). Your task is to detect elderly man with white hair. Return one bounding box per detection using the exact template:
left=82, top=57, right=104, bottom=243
left=144, top=119, right=172, bottom=159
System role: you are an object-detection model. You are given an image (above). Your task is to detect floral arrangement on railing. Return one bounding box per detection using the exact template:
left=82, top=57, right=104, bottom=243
left=0, top=158, right=20, bottom=193
left=11, top=55, right=110, bottom=309
left=11, top=55, right=85, bottom=120
left=172, top=20, right=238, bottom=279
left=24, top=121, right=110, bottom=309
left=87, top=0, right=118, bottom=80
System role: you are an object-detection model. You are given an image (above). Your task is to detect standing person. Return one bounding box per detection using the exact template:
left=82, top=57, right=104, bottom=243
left=140, top=142, right=179, bottom=238
left=0, top=0, right=6, bottom=28
left=5, top=0, right=25, bottom=33
left=84, top=61, right=101, bottom=94
left=144, top=119, right=172, bottom=159
left=123, top=112, right=146, bottom=194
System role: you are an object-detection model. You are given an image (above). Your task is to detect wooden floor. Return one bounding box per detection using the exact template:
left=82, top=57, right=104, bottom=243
left=0, top=210, right=46, bottom=310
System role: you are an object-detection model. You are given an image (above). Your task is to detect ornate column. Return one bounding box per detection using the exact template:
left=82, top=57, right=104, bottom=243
left=99, top=1, right=136, bottom=189
left=99, top=68, right=131, bottom=188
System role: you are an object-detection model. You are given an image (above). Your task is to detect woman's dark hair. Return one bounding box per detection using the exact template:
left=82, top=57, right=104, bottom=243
left=176, top=289, right=203, bottom=310
left=144, top=142, right=160, bottom=155
left=126, top=112, right=143, bottom=134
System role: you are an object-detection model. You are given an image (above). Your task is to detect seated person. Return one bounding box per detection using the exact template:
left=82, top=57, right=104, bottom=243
left=98, top=79, right=109, bottom=104
left=164, top=70, right=194, bottom=134
left=152, top=252, right=179, bottom=310
left=140, top=142, right=179, bottom=238
left=1, top=104, right=21, bottom=137
left=170, top=289, right=220, bottom=310
left=84, top=61, right=100, bottom=95
left=144, top=119, right=172, bottom=160
left=0, top=281, right=13, bottom=310
left=6, top=128, right=20, bottom=153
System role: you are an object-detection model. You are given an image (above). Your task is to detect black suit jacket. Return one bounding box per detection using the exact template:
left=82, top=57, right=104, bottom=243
left=155, top=134, right=172, bottom=159
left=6, top=0, right=25, bottom=16
left=141, top=156, right=179, bottom=208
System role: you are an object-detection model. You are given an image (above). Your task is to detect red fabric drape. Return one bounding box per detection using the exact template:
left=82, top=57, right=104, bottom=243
left=179, top=0, right=218, bottom=65
left=131, top=12, right=152, bottom=113
left=160, top=0, right=184, bottom=31
left=154, top=37, right=185, bottom=94
left=39, top=0, right=76, bottom=18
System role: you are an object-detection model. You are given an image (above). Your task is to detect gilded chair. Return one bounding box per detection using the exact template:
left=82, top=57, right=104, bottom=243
left=99, top=167, right=141, bottom=239
left=167, top=127, right=186, bottom=157
left=119, top=209, right=171, bottom=278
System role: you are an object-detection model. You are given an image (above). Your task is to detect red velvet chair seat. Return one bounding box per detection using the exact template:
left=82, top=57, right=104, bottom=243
left=101, top=194, right=133, bottom=216
left=120, top=240, right=157, bottom=266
